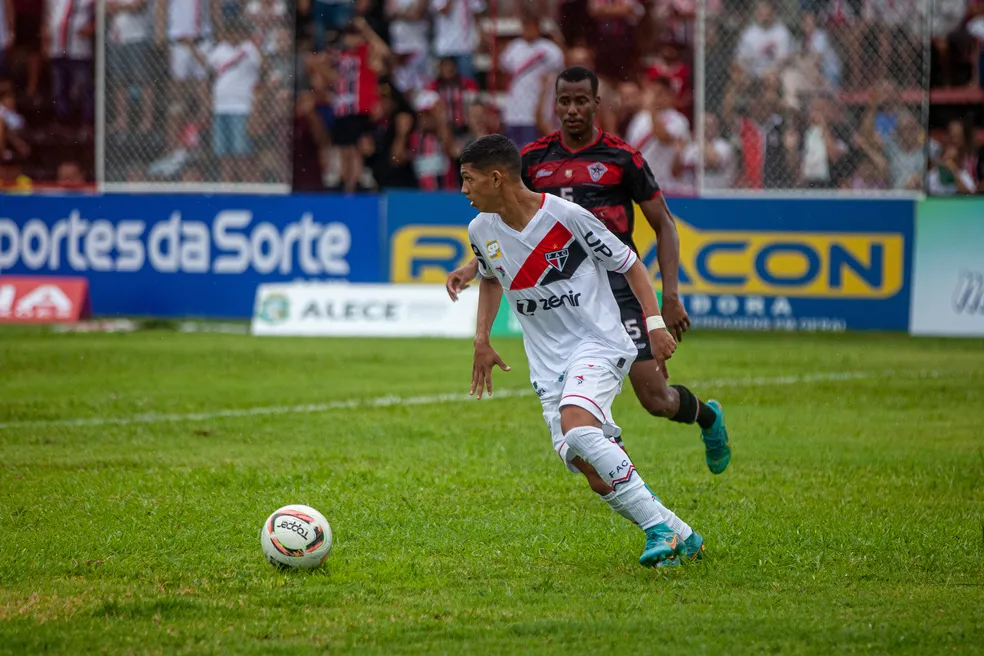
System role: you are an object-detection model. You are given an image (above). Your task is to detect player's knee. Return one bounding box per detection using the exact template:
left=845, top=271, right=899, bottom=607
left=559, top=405, right=601, bottom=434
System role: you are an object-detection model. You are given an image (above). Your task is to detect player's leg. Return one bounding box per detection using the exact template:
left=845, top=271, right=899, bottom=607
left=557, top=361, right=698, bottom=567
left=612, top=275, right=732, bottom=474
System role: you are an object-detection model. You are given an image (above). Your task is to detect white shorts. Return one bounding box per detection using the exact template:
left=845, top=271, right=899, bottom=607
left=536, top=357, right=632, bottom=474
left=170, top=42, right=208, bottom=81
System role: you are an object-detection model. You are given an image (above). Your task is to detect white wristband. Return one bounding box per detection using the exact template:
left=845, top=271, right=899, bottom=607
left=646, top=315, right=666, bottom=333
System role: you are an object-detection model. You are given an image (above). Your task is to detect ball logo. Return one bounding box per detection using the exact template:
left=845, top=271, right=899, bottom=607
left=258, top=294, right=290, bottom=324
left=278, top=519, right=311, bottom=541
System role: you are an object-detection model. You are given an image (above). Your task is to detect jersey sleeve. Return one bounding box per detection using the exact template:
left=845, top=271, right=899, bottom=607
left=625, top=148, right=663, bottom=203
left=568, top=205, right=637, bottom=274
left=467, top=220, right=497, bottom=279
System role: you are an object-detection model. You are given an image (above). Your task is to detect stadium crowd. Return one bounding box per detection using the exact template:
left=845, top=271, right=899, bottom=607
left=0, top=0, right=981, bottom=194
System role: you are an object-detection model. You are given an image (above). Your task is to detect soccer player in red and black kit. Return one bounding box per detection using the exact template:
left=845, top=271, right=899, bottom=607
left=447, top=66, right=732, bottom=479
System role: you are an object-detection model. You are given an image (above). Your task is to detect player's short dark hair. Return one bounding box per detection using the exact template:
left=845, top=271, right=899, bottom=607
left=556, top=66, right=599, bottom=96
left=459, top=134, right=522, bottom=177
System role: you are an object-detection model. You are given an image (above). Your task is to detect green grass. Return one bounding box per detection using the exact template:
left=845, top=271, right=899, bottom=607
left=1, top=329, right=982, bottom=654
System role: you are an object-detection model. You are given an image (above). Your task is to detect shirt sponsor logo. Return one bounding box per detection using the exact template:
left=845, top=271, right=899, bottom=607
left=515, top=291, right=582, bottom=316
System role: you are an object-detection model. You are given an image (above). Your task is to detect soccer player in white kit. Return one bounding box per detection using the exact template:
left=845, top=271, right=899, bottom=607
left=460, top=135, right=705, bottom=568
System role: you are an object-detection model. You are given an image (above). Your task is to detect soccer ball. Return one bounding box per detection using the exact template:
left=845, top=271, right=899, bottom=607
left=260, top=504, right=333, bottom=569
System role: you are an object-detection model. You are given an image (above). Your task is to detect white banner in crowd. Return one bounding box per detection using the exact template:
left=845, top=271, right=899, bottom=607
left=909, top=199, right=984, bottom=337
left=251, top=283, right=479, bottom=338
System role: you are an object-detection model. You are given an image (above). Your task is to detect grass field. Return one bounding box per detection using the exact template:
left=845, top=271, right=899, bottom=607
left=1, top=328, right=982, bottom=654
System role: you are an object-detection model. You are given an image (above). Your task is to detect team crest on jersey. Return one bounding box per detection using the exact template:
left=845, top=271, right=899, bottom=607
left=485, top=239, right=503, bottom=260
left=565, top=170, right=573, bottom=178
left=545, top=248, right=569, bottom=272
left=587, top=162, right=608, bottom=182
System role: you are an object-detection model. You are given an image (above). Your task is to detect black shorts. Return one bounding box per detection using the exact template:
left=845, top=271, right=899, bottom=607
left=608, top=271, right=653, bottom=362
left=331, top=114, right=369, bottom=147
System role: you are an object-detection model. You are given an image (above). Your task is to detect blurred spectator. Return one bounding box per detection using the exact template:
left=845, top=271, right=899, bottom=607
left=0, top=0, right=12, bottom=77
left=863, top=0, right=922, bottom=88
left=841, top=155, right=888, bottom=190
left=107, top=0, right=157, bottom=136
left=0, top=82, right=29, bottom=159
left=726, top=77, right=795, bottom=189
left=799, top=96, right=852, bottom=189
left=558, top=0, right=594, bottom=47
left=330, top=17, right=388, bottom=192
left=312, top=0, right=354, bottom=50
left=927, top=142, right=976, bottom=194
left=626, top=76, right=692, bottom=195
left=167, top=0, right=214, bottom=152
left=499, top=15, right=564, bottom=147
left=386, top=0, right=429, bottom=95
left=293, top=89, right=330, bottom=191
left=427, top=57, right=479, bottom=134
left=678, top=112, right=736, bottom=190
left=735, top=1, right=791, bottom=79
left=614, top=80, right=642, bottom=136
left=861, top=92, right=924, bottom=191
left=12, top=0, right=43, bottom=102
left=430, top=0, right=484, bottom=80
left=796, top=11, right=840, bottom=90
left=56, top=159, right=87, bottom=188
left=0, top=148, right=31, bottom=192
left=930, top=0, right=971, bottom=87
left=184, top=17, right=263, bottom=183
left=459, top=99, right=492, bottom=151
left=370, top=80, right=417, bottom=188
left=46, top=0, right=95, bottom=127
left=588, top=0, right=644, bottom=83
left=931, top=117, right=978, bottom=179
left=407, top=89, right=457, bottom=190
left=645, top=39, right=692, bottom=114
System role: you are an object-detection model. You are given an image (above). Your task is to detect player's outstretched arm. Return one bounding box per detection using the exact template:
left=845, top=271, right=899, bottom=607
left=471, top=276, right=510, bottom=399
left=639, top=195, right=690, bottom=342
left=624, top=259, right=677, bottom=373
left=446, top=257, right=481, bottom=302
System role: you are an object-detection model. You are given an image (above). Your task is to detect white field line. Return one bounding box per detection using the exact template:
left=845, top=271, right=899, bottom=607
left=0, top=369, right=940, bottom=430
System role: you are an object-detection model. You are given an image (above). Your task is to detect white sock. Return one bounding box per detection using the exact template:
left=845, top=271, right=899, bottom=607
left=565, top=425, right=672, bottom=531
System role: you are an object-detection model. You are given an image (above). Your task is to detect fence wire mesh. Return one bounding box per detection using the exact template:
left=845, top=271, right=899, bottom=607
left=102, top=0, right=294, bottom=190
left=699, top=0, right=930, bottom=194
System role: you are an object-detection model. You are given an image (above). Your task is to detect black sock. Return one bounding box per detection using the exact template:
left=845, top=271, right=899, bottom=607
left=670, top=385, right=717, bottom=430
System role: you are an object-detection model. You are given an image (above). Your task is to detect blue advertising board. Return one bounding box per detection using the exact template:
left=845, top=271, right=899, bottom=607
left=0, top=194, right=382, bottom=318
left=385, top=193, right=914, bottom=332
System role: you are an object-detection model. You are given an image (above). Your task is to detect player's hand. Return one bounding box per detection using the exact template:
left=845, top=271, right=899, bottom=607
left=471, top=341, right=510, bottom=399
left=649, top=329, right=677, bottom=380
left=446, top=260, right=479, bottom=302
left=660, top=295, right=690, bottom=342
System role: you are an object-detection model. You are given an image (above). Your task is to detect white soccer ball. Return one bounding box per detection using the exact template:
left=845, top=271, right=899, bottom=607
left=260, top=504, right=333, bottom=570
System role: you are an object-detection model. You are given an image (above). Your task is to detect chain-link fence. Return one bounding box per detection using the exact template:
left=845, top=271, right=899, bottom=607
left=102, top=0, right=294, bottom=191
left=697, top=0, right=930, bottom=194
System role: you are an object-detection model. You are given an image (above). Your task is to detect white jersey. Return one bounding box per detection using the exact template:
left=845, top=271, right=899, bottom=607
left=500, top=37, right=564, bottom=127
left=468, top=194, right=638, bottom=383
left=626, top=108, right=692, bottom=195
left=47, top=0, right=95, bottom=59
left=168, top=0, right=212, bottom=40
left=207, top=41, right=262, bottom=114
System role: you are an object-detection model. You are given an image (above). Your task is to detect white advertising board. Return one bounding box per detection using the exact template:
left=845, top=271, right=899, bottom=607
left=251, top=283, right=479, bottom=338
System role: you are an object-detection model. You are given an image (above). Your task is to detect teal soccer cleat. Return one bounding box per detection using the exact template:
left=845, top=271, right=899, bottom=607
left=639, top=524, right=687, bottom=568
left=701, top=400, right=731, bottom=474
left=656, top=531, right=706, bottom=568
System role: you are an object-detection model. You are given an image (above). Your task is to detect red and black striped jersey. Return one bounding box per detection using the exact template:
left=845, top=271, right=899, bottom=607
left=520, top=130, right=662, bottom=251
